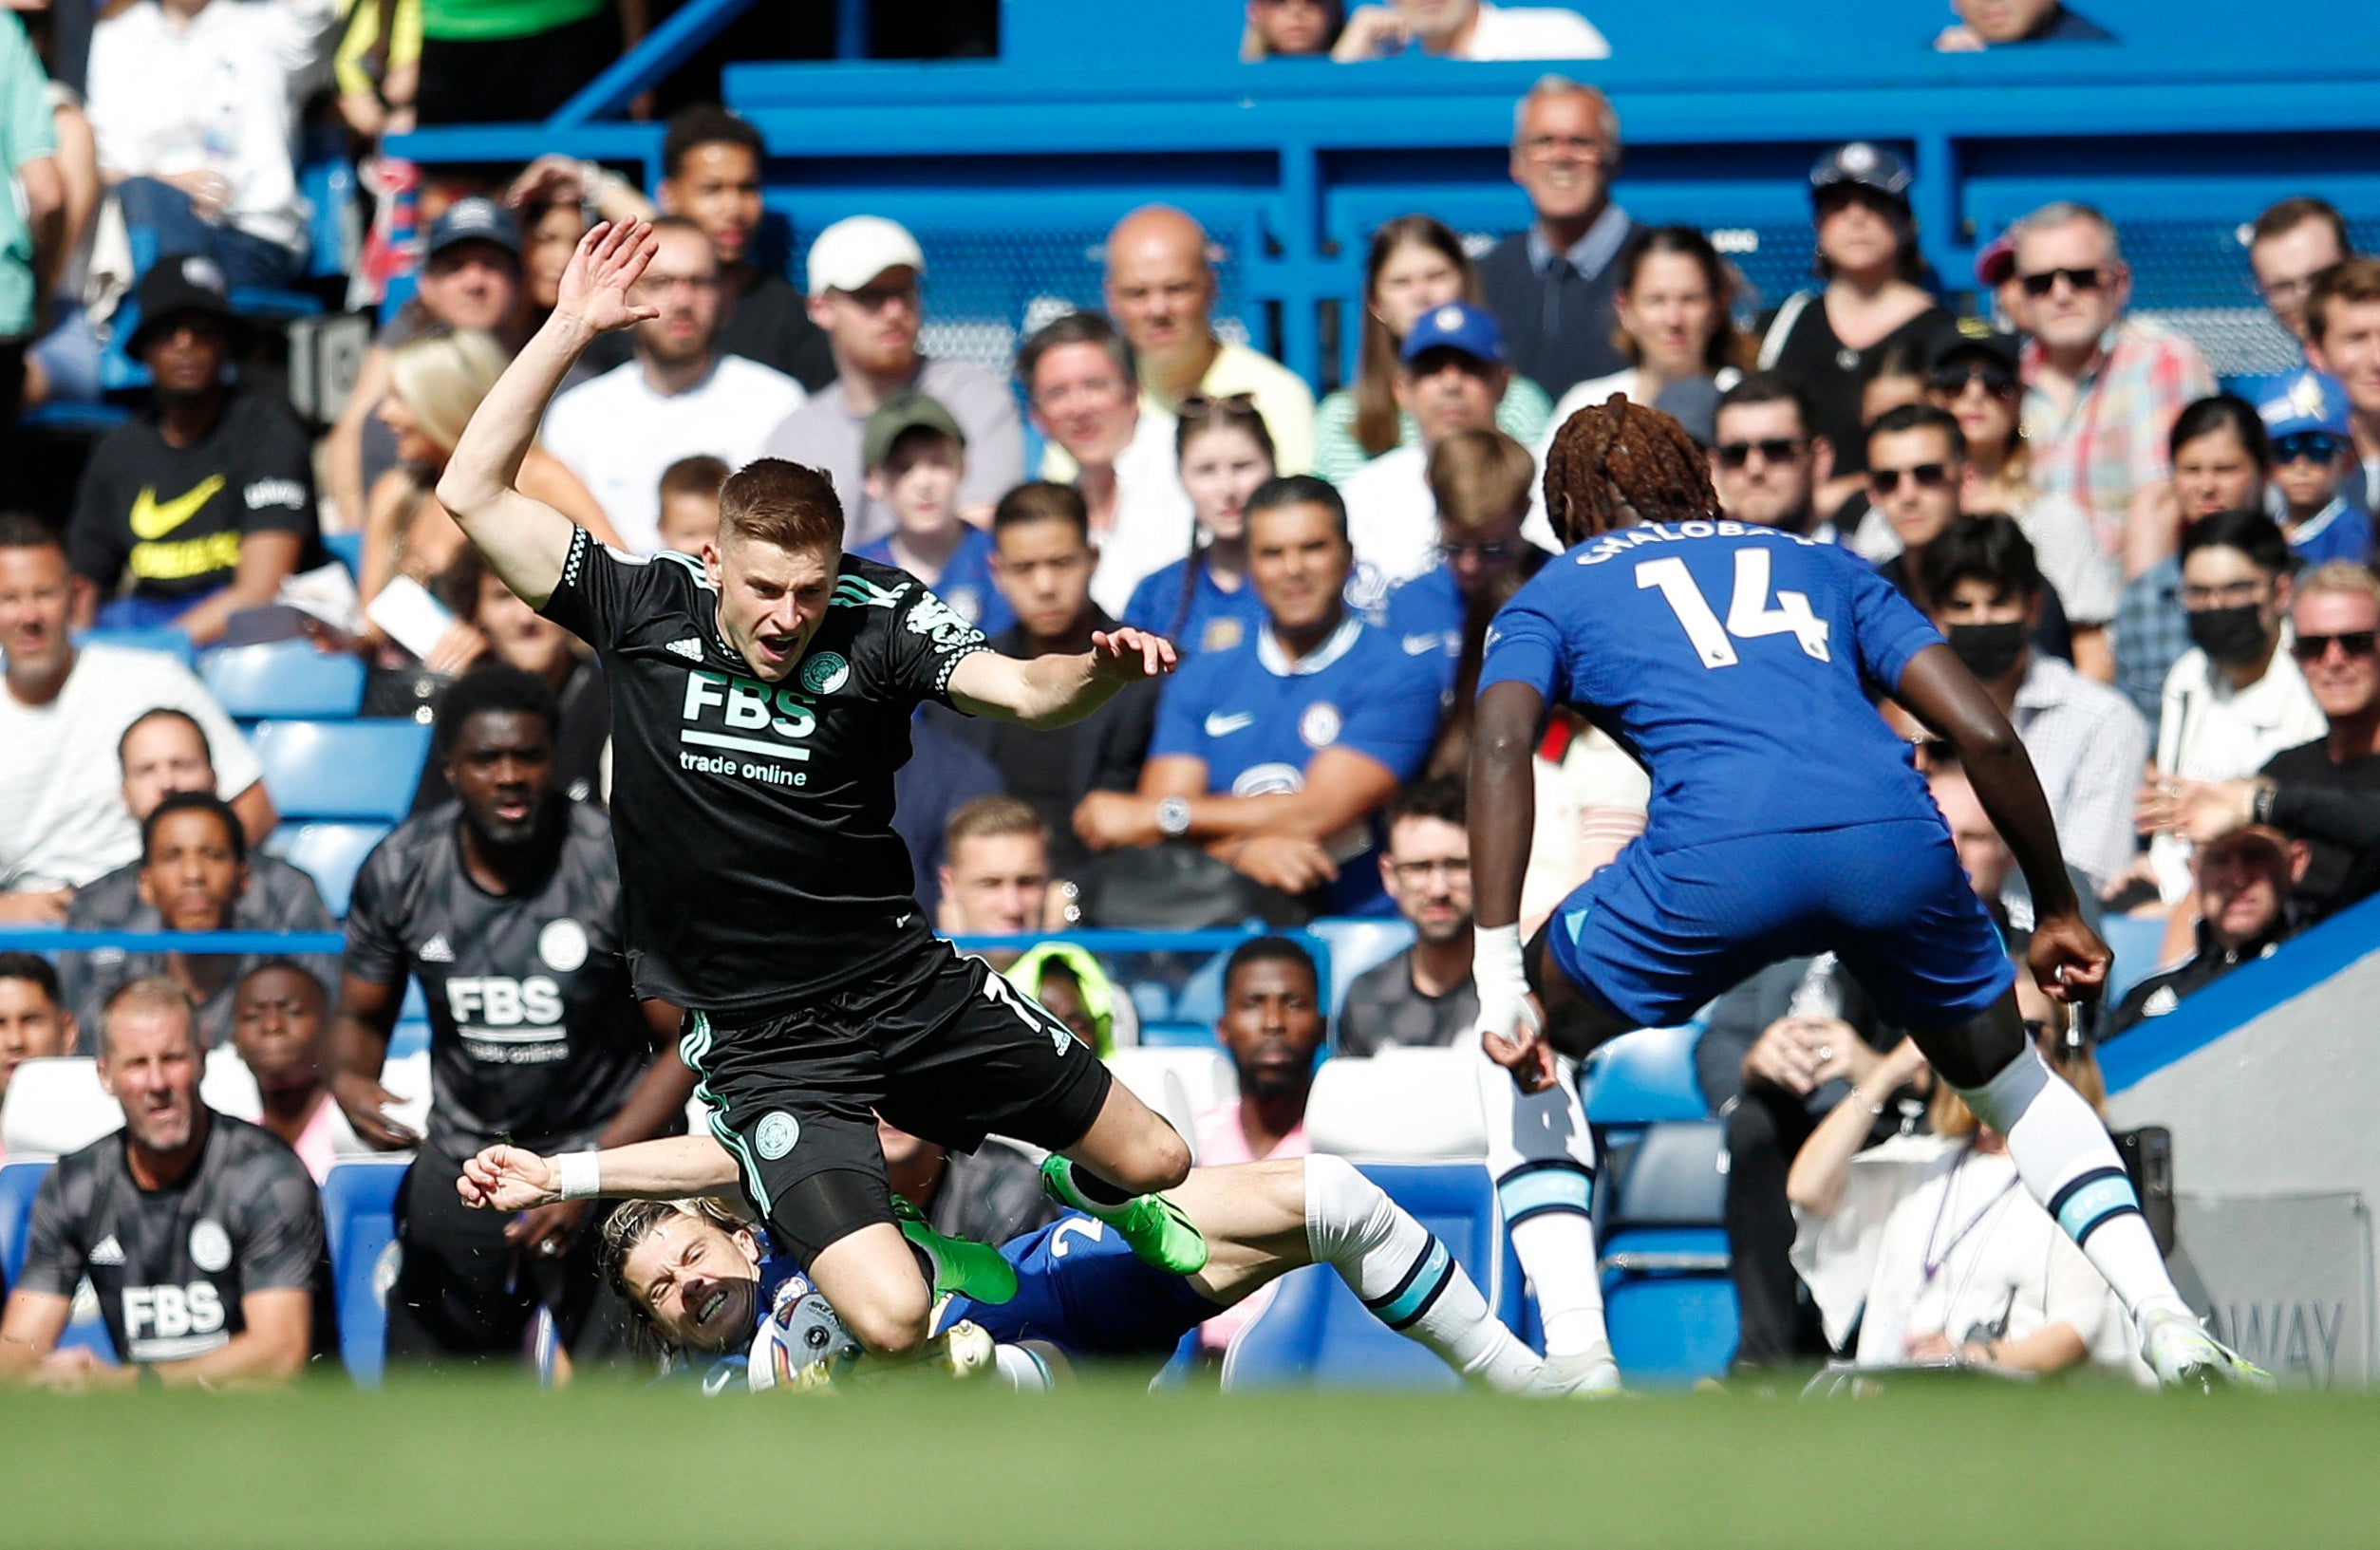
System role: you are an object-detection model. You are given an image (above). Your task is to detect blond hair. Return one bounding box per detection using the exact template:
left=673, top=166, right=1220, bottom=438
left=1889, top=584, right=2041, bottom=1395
left=387, top=327, right=512, bottom=456
left=99, top=976, right=198, bottom=1059
left=2296, top=561, right=2380, bottom=610
left=1427, top=429, right=1537, bottom=534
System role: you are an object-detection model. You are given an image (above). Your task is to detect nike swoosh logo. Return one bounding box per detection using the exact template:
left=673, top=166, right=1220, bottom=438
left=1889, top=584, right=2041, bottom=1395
left=129, top=476, right=227, bottom=541
left=1204, top=712, right=1255, bottom=737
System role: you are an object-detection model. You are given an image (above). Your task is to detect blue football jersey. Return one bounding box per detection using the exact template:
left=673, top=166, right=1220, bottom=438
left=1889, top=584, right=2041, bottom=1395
left=1122, top=557, right=1264, bottom=659
left=1479, top=520, right=1946, bottom=852
left=1381, top=565, right=1465, bottom=665
left=938, top=1213, right=1217, bottom=1365
left=855, top=526, right=1016, bottom=638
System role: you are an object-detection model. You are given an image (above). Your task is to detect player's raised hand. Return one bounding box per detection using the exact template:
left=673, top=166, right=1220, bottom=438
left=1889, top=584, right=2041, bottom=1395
left=553, top=219, right=661, bottom=335
left=1088, top=626, right=1177, bottom=682
left=458, top=1144, right=562, bottom=1211
left=2028, top=909, right=2111, bottom=1004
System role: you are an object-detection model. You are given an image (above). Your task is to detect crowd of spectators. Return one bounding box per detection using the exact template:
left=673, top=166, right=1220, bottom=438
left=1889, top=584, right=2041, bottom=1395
left=0, top=9, right=2373, bottom=1391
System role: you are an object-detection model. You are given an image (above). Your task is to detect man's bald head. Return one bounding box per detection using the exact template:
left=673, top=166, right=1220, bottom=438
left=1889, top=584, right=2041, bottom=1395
left=1105, top=205, right=1217, bottom=373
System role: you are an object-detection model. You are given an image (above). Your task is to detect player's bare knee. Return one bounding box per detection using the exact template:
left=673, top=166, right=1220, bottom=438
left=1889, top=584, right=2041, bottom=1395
left=840, top=1282, right=933, bottom=1357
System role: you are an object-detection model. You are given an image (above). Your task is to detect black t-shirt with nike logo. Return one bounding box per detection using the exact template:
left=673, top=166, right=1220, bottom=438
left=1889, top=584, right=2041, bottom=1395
left=538, top=530, right=991, bottom=1018
left=66, top=387, right=321, bottom=605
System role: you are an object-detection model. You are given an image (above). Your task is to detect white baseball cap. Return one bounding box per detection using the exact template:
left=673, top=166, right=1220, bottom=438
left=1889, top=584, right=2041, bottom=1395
left=806, top=215, right=927, bottom=299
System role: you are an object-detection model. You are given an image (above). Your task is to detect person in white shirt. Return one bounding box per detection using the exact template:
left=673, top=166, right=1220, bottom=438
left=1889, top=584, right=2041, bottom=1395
left=0, top=518, right=271, bottom=922
left=542, top=218, right=804, bottom=552
left=1543, top=225, right=1746, bottom=447
left=1332, top=0, right=1608, bottom=60
left=1342, top=301, right=1520, bottom=589
left=1017, top=311, right=1193, bottom=617
left=86, top=0, right=334, bottom=290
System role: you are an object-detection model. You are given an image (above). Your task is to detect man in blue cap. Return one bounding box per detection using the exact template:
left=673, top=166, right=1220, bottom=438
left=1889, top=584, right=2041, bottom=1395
left=2258, top=368, right=2371, bottom=566
left=1342, top=300, right=1522, bottom=589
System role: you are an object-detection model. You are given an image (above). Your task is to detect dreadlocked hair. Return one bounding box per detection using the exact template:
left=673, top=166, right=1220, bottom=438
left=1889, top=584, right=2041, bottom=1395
left=1542, top=394, right=1717, bottom=546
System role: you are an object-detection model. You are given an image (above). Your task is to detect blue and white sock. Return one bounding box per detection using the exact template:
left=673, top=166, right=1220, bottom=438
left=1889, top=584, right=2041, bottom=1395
left=1477, top=1043, right=1609, bottom=1356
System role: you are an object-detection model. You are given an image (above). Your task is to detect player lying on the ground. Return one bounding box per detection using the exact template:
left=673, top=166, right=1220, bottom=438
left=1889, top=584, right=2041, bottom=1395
left=1468, top=395, right=2265, bottom=1390
left=458, top=1135, right=1549, bottom=1394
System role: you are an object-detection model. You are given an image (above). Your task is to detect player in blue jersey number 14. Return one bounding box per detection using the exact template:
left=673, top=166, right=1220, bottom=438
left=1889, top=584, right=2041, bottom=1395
left=1471, top=397, right=2266, bottom=1390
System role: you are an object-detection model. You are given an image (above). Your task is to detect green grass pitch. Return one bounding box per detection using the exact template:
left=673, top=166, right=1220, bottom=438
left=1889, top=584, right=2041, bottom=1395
left=5, top=1376, right=2372, bottom=1548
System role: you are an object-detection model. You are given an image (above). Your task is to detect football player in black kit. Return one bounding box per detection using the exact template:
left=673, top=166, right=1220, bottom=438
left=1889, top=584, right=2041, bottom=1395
left=435, top=219, right=1196, bottom=1369
left=328, top=666, right=694, bottom=1370
left=0, top=980, right=331, bottom=1389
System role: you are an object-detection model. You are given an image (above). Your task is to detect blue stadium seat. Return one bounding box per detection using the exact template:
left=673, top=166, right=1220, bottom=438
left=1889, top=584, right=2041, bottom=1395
left=1303, top=917, right=1415, bottom=1020
left=1583, top=1023, right=1711, bottom=1127
left=73, top=626, right=196, bottom=669
left=321, top=1157, right=409, bottom=1386
left=1222, top=1161, right=1521, bottom=1391
left=204, top=640, right=367, bottom=719
left=1136, top=1019, right=1218, bottom=1049
left=252, top=719, right=433, bottom=823
left=0, top=1161, right=120, bottom=1362
left=400, top=978, right=427, bottom=1022
left=387, top=1019, right=431, bottom=1059
left=1596, top=1120, right=1735, bottom=1385
left=266, top=821, right=391, bottom=917
left=323, top=531, right=366, bottom=579
left=20, top=402, right=131, bottom=435
left=2101, top=913, right=2173, bottom=1001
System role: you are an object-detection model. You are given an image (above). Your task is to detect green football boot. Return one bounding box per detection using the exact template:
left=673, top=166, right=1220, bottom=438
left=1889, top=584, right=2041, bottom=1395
left=1039, top=1155, right=1209, bottom=1276
left=891, top=1195, right=1019, bottom=1305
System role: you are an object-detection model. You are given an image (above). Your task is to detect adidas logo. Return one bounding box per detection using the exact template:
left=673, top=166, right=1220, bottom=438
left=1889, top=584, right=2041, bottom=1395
left=420, top=936, right=455, bottom=963
left=666, top=638, right=704, bottom=662
left=89, top=1236, right=124, bottom=1266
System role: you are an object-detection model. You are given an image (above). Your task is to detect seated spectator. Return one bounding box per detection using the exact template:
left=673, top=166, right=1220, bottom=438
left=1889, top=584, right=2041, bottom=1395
left=2012, top=202, right=2216, bottom=566
left=1079, top=477, right=1444, bottom=916
left=654, top=454, right=726, bottom=557
left=1331, top=1, right=1609, bottom=63
left=2247, top=197, right=2351, bottom=353
left=2258, top=566, right=2380, bottom=922
left=1194, top=935, right=1323, bottom=1350
left=62, top=792, right=330, bottom=1048
left=360, top=325, right=618, bottom=672
left=85, top=0, right=325, bottom=291
left=878, top=1117, right=1060, bottom=1250
left=72, top=706, right=335, bottom=944
left=543, top=218, right=805, bottom=552
left=325, top=197, right=526, bottom=533
left=892, top=719, right=1003, bottom=924
left=2306, top=258, right=2380, bottom=514
left=1709, top=374, right=1843, bottom=540
left=652, top=107, right=834, bottom=391
left=2113, top=397, right=2274, bottom=721
left=2256, top=369, right=2371, bottom=566
left=852, top=391, right=1013, bottom=634
left=0, top=952, right=76, bottom=1123
left=1791, top=1005, right=2141, bottom=1381
left=0, top=10, right=62, bottom=501
left=66, top=257, right=319, bottom=642
left=1342, top=301, right=1515, bottom=588
left=1243, top=0, right=1343, bottom=57
left=1924, top=744, right=2102, bottom=943
left=1123, top=394, right=1278, bottom=656
left=330, top=0, right=420, bottom=141
left=1753, top=143, right=1950, bottom=504
left=1543, top=225, right=1745, bottom=450
left=1004, top=942, right=1129, bottom=1055
left=762, top=214, right=1021, bottom=538
left=500, top=159, right=651, bottom=339
left=413, top=0, right=637, bottom=127
left=1935, top=0, right=2115, bottom=48
left=1921, top=516, right=2147, bottom=899
left=1017, top=311, right=1194, bottom=615
left=2108, top=827, right=2294, bottom=1036
left=1339, top=776, right=1478, bottom=1056
left=412, top=551, right=610, bottom=810
left=1100, top=205, right=1315, bottom=472
left=935, top=795, right=1057, bottom=944
left=1477, top=77, right=1635, bottom=402
left=0, top=978, right=329, bottom=1389
left=230, top=962, right=337, bottom=1183
left=0, top=516, right=271, bottom=921
left=1315, top=215, right=1553, bottom=484
left=925, top=483, right=1158, bottom=876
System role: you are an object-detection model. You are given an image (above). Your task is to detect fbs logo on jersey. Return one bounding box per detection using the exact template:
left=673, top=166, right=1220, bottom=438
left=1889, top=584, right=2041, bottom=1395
left=129, top=476, right=226, bottom=540
left=678, top=669, right=818, bottom=789
left=755, top=1111, right=801, bottom=1160
left=800, top=651, right=850, bottom=695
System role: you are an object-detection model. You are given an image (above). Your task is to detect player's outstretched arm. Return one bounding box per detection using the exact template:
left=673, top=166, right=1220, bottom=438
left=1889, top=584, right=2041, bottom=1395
left=437, top=218, right=660, bottom=609
left=1894, top=643, right=2110, bottom=1002
left=458, top=1134, right=741, bottom=1211
left=1470, top=680, right=1554, bottom=1087
left=946, top=626, right=1176, bottom=729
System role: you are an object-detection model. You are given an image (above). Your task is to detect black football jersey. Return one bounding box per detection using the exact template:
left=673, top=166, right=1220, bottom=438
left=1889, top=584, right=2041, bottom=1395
left=538, top=530, right=992, bottom=1017
left=344, top=797, right=655, bottom=1161
left=18, top=1112, right=334, bottom=1364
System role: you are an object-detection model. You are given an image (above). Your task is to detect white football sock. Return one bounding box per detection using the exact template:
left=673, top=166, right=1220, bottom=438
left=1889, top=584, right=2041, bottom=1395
left=992, top=1341, right=1064, bottom=1391
left=1476, top=1042, right=1609, bottom=1356
left=1958, top=1048, right=2189, bottom=1322
left=1303, top=1154, right=1542, bottom=1392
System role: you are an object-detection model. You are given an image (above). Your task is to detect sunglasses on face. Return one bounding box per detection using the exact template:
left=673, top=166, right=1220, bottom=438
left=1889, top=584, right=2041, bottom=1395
left=1928, top=364, right=2017, bottom=399
left=2271, top=432, right=2346, bottom=465
left=2017, top=267, right=2106, bottom=298
left=1436, top=536, right=1524, bottom=564
left=2290, top=629, right=2379, bottom=663
left=1870, top=462, right=1953, bottom=494
left=1715, top=438, right=1805, bottom=469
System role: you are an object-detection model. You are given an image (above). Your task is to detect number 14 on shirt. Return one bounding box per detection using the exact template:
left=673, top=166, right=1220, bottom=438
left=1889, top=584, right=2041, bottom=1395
left=1636, top=549, right=1832, bottom=669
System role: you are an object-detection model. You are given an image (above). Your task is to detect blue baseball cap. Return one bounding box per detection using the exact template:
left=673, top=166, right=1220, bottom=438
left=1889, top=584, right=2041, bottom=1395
left=424, top=196, right=520, bottom=262
left=2257, top=368, right=2351, bottom=440
left=1400, top=301, right=1506, bottom=367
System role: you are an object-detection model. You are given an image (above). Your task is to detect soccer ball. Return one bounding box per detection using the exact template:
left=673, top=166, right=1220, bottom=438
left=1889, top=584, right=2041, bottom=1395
left=744, top=1272, right=864, bottom=1393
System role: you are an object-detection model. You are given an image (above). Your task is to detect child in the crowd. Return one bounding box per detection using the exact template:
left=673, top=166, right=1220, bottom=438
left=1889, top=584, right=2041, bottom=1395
left=2258, top=369, right=2371, bottom=566
left=655, top=455, right=728, bottom=558
left=854, top=391, right=1013, bottom=634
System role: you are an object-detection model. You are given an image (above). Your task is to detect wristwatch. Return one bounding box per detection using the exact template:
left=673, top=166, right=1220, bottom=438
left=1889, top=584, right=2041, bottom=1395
left=1154, top=795, right=1192, bottom=839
